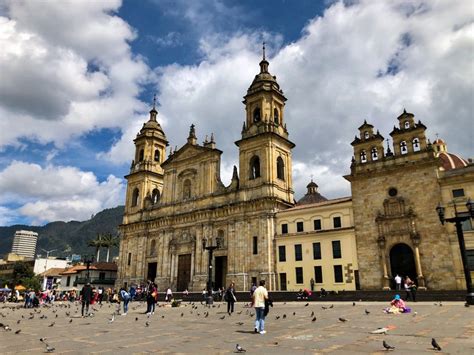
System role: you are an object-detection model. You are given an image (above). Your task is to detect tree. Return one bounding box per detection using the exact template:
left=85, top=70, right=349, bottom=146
left=88, top=234, right=106, bottom=262
left=101, top=233, right=120, bottom=262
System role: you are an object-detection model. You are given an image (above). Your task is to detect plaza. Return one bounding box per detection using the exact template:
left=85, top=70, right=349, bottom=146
left=1, top=300, right=473, bottom=354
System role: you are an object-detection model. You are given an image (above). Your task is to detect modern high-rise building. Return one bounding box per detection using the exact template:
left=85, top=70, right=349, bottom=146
left=11, top=230, right=38, bottom=258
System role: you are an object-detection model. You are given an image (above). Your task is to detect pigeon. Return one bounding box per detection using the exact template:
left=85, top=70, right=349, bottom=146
left=181, top=313, right=184, bottom=317
left=431, top=338, right=441, bottom=351
left=338, top=317, right=348, bottom=322
left=352, top=302, right=356, bottom=306
left=4, top=325, right=12, bottom=331
left=204, top=312, right=209, bottom=318
left=48, top=322, right=55, bottom=327
left=365, top=309, right=370, bottom=315
left=15, top=329, right=21, bottom=334
left=135, top=317, right=138, bottom=321
left=17, top=320, right=21, bottom=324
left=304, top=303, right=309, bottom=307
left=370, top=327, right=389, bottom=334
left=108, top=314, right=115, bottom=324
left=312, top=317, right=317, bottom=322
left=236, top=322, right=244, bottom=326
left=310, top=311, right=314, bottom=317
left=293, top=312, right=296, bottom=316
left=220, top=315, right=225, bottom=320
left=40, top=337, right=47, bottom=343
left=145, top=321, right=150, bottom=327
left=321, top=306, right=328, bottom=310
left=383, top=340, right=395, bottom=350
left=329, top=304, right=334, bottom=309
left=45, top=344, right=55, bottom=353
left=275, top=316, right=280, bottom=320
left=69, top=319, right=73, bottom=323
left=282, top=314, right=286, bottom=319
left=236, top=344, right=246, bottom=352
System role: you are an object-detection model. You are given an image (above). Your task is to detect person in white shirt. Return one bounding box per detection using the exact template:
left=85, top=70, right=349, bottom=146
left=252, top=280, right=268, bottom=334
left=394, top=274, right=402, bottom=290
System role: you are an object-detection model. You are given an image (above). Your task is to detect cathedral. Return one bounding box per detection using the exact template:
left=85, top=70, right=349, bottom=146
left=116, top=49, right=295, bottom=291
left=116, top=49, right=473, bottom=292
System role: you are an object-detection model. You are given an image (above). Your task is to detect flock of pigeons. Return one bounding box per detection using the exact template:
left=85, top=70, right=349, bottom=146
left=0, top=300, right=455, bottom=353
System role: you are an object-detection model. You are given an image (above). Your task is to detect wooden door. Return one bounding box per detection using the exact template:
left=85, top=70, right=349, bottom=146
left=177, top=254, right=191, bottom=291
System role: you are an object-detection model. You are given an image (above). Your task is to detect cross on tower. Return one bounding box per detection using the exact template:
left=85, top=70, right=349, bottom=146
left=153, top=94, right=157, bottom=109
left=262, top=41, right=266, bottom=60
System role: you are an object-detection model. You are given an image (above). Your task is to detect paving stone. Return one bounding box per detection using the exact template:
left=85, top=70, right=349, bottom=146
left=0, top=301, right=473, bottom=354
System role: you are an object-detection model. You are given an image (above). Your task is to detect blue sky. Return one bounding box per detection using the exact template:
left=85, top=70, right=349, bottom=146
left=0, top=0, right=472, bottom=226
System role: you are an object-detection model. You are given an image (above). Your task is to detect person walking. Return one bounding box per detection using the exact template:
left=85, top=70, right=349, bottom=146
left=146, top=282, right=157, bottom=315
left=225, top=282, right=237, bottom=315
left=394, top=274, right=402, bottom=291
left=165, top=287, right=173, bottom=303
left=120, top=287, right=131, bottom=315
left=81, top=282, right=93, bottom=317
left=404, top=276, right=416, bottom=302
left=252, top=280, right=268, bottom=334
left=310, top=278, right=315, bottom=292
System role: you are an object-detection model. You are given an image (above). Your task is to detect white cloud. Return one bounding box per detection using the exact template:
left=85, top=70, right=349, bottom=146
left=0, top=161, right=125, bottom=224
left=105, top=0, right=472, bottom=200
left=0, top=0, right=150, bottom=149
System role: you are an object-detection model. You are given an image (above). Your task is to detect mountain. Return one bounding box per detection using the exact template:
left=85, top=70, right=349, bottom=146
left=0, top=206, right=124, bottom=259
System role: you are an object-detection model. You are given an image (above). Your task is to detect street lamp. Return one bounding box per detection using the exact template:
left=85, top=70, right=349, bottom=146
left=202, top=238, right=218, bottom=306
left=82, top=255, right=95, bottom=284
left=436, top=198, right=474, bottom=305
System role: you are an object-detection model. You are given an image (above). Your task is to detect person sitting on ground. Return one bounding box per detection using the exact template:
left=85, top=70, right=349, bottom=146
left=384, top=294, right=408, bottom=314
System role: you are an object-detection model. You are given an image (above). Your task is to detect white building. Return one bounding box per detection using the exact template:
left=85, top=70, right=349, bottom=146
left=33, top=258, right=69, bottom=275
left=11, top=230, right=38, bottom=258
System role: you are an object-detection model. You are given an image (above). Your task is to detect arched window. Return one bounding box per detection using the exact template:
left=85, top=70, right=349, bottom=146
left=132, top=188, right=139, bottom=207
left=183, top=179, right=191, bottom=199
left=273, top=108, right=279, bottom=124
left=364, top=131, right=369, bottom=139
left=404, top=121, right=410, bottom=129
left=360, top=150, right=367, bottom=163
left=371, top=147, right=378, bottom=161
left=400, top=141, right=408, bottom=155
left=249, top=156, right=261, bottom=179
left=139, top=149, right=144, bottom=162
left=277, top=157, right=285, bottom=180
left=149, top=240, right=156, bottom=256
left=253, top=107, right=261, bottom=122
left=154, top=149, right=160, bottom=162
left=151, top=188, right=160, bottom=204
left=412, top=138, right=420, bottom=152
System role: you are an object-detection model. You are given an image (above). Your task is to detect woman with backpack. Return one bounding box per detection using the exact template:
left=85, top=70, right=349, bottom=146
left=225, top=282, right=237, bottom=315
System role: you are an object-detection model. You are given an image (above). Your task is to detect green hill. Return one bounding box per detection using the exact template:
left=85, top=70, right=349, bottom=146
left=0, top=206, right=124, bottom=259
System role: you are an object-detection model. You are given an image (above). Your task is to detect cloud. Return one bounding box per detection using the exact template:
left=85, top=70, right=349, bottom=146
left=147, top=32, right=183, bottom=48
left=106, top=0, right=472, bottom=200
left=0, top=0, right=150, bottom=149
left=0, top=161, right=125, bottom=225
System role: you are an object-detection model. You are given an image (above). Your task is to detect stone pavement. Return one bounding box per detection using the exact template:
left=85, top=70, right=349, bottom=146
left=0, top=301, right=473, bottom=354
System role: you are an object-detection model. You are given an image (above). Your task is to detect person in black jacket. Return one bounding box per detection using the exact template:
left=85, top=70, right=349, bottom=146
left=81, top=283, right=93, bottom=317
left=225, top=282, right=236, bottom=315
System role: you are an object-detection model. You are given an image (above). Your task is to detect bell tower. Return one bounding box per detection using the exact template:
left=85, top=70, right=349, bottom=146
left=124, top=97, right=168, bottom=217
left=235, top=44, right=294, bottom=205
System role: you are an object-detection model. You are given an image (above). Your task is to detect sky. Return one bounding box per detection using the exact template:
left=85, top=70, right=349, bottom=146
left=0, top=0, right=472, bottom=226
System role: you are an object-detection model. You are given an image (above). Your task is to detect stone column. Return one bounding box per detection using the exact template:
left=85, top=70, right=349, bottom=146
left=411, top=232, right=426, bottom=290
left=377, top=236, right=391, bottom=290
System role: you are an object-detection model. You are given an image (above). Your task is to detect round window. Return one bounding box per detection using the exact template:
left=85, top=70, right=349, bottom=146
left=388, top=188, right=398, bottom=197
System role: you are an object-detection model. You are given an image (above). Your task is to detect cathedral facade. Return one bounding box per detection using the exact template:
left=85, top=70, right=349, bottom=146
left=116, top=53, right=295, bottom=291
left=116, top=52, right=473, bottom=292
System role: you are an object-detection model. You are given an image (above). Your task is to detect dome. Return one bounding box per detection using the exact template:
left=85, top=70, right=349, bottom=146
left=297, top=180, right=328, bottom=205
left=438, top=152, right=468, bottom=170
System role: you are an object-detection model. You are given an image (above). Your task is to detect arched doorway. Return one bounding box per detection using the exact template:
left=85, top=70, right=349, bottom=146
left=390, top=243, right=417, bottom=286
